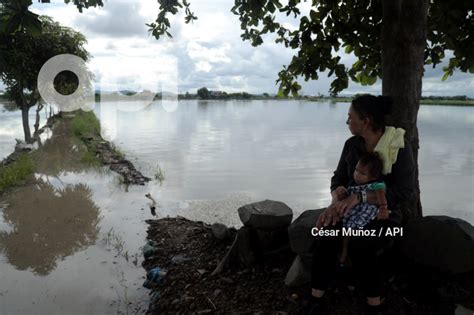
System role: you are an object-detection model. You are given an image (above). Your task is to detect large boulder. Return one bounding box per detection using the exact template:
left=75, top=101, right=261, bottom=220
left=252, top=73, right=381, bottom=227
left=238, top=200, right=293, bottom=229
left=288, top=209, right=325, bottom=256
left=285, top=255, right=311, bottom=287
left=211, top=223, right=231, bottom=241
left=397, top=216, right=474, bottom=274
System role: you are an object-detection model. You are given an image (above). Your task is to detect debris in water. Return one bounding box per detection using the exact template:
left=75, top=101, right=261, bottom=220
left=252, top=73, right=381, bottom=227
left=145, top=193, right=158, bottom=216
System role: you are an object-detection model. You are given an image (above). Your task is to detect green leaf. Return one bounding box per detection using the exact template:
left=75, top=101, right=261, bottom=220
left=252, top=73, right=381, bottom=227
left=441, top=71, right=450, bottom=81
left=22, top=13, right=43, bottom=36
left=344, top=44, right=353, bottom=54
left=366, top=75, right=376, bottom=85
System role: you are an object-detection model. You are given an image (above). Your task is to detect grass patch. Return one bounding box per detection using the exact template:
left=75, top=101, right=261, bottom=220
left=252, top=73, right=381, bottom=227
left=153, top=164, right=165, bottom=184
left=71, top=110, right=100, bottom=138
left=420, top=99, right=474, bottom=106
left=80, top=148, right=101, bottom=167
left=69, top=110, right=103, bottom=166
left=0, top=154, right=35, bottom=193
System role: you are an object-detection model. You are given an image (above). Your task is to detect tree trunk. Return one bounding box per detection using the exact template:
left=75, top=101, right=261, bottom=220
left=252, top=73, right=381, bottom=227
left=21, top=105, right=32, bottom=144
left=381, top=0, right=429, bottom=222
left=34, top=101, right=44, bottom=134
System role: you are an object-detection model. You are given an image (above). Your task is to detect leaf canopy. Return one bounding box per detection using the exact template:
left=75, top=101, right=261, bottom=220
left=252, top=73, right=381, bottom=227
left=1, top=0, right=473, bottom=95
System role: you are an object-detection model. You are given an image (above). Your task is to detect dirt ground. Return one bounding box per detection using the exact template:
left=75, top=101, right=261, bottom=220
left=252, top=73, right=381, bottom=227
left=142, top=217, right=472, bottom=315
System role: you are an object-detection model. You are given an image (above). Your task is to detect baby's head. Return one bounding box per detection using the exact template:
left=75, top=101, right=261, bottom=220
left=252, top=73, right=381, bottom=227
left=354, top=152, right=383, bottom=185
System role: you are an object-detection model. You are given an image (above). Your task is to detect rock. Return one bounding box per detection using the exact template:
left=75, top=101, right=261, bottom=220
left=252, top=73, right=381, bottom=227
left=255, top=227, right=290, bottom=253
left=285, top=255, right=311, bottom=287
left=220, top=277, right=234, bottom=284
left=211, top=223, right=230, bottom=241
left=213, top=289, right=222, bottom=297
left=171, top=254, right=191, bottom=265
left=171, top=298, right=180, bottom=305
left=238, top=200, right=293, bottom=229
left=236, top=226, right=258, bottom=267
left=397, top=216, right=474, bottom=274
left=14, top=139, right=36, bottom=151
left=288, top=209, right=325, bottom=256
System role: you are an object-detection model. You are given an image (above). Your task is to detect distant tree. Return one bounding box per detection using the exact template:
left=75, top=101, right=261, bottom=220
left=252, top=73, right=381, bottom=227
left=197, top=87, right=210, bottom=100
left=0, top=15, right=91, bottom=143
left=242, top=92, right=252, bottom=99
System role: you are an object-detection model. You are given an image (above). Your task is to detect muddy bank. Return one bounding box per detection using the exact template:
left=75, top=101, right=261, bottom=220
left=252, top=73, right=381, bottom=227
left=142, top=216, right=299, bottom=314
left=142, top=216, right=474, bottom=315
left=82, top=135, right=151, bottom=185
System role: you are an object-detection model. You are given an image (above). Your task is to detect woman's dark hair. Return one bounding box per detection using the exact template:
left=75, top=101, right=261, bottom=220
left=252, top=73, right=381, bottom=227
left=351, top=94, right=392, bottom=132
left=359, top=152, right=384, bottom=179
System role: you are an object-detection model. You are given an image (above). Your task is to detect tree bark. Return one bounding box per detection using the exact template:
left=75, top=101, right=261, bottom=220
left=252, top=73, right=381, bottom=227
left=381, top=0, right=429, bottom=221
left=21, top=104, right=32, bottom=144
left=34, top=101, right=44, bottom=134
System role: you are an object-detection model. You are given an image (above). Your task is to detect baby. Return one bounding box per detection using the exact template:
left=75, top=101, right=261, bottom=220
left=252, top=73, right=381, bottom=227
left=334, top=152, right=390, bottom=264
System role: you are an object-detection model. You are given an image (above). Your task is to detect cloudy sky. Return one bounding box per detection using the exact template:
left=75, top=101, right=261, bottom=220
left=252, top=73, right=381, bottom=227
left=12, top=0, right=473, bottom=96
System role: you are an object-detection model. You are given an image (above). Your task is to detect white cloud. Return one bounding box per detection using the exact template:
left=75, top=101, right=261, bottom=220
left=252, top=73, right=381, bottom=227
left=9, top=1, right=473, bottom=97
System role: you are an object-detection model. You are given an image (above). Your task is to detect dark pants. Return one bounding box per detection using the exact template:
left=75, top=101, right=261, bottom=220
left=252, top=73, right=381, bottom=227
left=311, top=219, right=398, bottom=298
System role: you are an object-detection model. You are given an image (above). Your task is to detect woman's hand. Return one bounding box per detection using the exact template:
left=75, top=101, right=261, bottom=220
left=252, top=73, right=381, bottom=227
left=315, top=205, right=340, bottom=229
left=334, top=193, right=359, bottom=217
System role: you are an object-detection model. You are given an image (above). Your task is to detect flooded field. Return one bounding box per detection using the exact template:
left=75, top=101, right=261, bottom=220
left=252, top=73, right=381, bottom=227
left=0, top=100, right=473, bottom=313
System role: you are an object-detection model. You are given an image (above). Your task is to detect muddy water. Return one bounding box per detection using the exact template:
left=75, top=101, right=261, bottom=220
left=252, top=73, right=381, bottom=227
left=0, top=101, right=473, bottom=314
left=0, top=117, right=151, bottom=314
left=101, top=100, right=474, bottom=224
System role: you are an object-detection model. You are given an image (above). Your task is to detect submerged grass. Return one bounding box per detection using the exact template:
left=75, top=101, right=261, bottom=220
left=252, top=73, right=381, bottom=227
left=153, top=164, right=165, bottom=184
left=0, top=154, right=35, bottom=193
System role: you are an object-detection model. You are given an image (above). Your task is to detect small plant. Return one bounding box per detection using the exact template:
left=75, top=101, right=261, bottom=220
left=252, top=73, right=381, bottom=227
left=0, top=154, right=35, bottom=193
left=103, top=227, right=125, bottom=256
left=153, top=164, right=165, bottom=184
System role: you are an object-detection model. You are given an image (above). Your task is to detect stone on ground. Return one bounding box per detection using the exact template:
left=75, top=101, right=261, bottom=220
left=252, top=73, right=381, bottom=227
left=238, top=200, right=293, bottom=229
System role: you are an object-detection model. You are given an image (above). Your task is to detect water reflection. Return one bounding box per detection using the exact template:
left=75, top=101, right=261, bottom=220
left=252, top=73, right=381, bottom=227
left=33, top=117, right=94, bottom=176
left=0, top=180, right=100, bottom=275
left=0, top=112, right=103, bottom=275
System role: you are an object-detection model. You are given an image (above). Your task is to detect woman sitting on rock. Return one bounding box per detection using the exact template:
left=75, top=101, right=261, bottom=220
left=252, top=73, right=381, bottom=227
left=305, top=94, right=417, bottom=315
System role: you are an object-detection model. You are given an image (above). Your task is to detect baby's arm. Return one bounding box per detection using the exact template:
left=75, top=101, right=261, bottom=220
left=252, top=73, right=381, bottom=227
left=375, top=189, right=390, bottom=220
left=334, top=186, right=348, bottom=201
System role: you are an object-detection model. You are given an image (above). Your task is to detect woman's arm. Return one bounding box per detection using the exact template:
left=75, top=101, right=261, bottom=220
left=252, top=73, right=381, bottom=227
left=330, top=139, right=352, bottom=192
left=316, top=138, right=356, bottom=228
